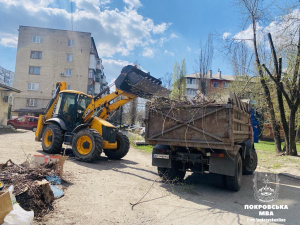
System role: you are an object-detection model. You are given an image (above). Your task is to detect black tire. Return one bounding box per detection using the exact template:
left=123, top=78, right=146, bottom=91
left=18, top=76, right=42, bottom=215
left=104, top=132, right=129, bottom=160
left=32, top=127, right=37, bottom=132
left=225, top=153, right=243, bottom=191
left=7, top=124, right=16, bottom=130
left=157, top=165, right=186, bottom=182
left=72, top=128, right=103, bottom=162
left=42, top=124, right=64, bottom=154
left=243, top=150, right=258, bottom=175
left=157, top=167, right=167, bottom=177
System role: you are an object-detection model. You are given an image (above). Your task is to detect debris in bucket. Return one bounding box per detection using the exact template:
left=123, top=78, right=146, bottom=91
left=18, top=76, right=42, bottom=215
left=0, top=159, right=62, bottom=219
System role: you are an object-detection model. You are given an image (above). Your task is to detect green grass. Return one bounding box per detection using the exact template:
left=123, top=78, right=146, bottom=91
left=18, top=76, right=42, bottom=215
left=133, top=145, right=153, bottom=153
left=255, top=140, right=300, bottom=170
left=128, top=131, right=153, bottom=153
left=255, top=140, right=300, bottom=152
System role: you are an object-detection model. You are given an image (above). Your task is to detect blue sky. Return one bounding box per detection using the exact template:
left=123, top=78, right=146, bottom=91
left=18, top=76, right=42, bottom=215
left=0, top=0, right=299, bottom=84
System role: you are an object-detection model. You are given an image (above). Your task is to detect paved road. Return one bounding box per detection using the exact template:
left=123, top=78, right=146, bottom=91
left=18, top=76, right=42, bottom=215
left=0, top=130, right=299, bottom=224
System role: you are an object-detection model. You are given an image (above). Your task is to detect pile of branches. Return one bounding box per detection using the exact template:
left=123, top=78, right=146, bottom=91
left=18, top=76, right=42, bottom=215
left=149, top=95, right=216, bottom=110
left=0, top=160, right=56, bottom=218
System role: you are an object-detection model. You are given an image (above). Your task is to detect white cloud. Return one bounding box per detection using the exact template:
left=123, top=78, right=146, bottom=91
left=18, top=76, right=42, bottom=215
left=186, top=46, right=191, bottom=52
left=102, top=59, right=131, bottom=82
left=0, top=0, right=171, bottom=59
left=123, top=0, right=142, bottom=9
left=164, top=50, right=174, bottom=56
left=142, top=48, right=154, bottom=57
left=153, top=23, right=169, bottom=34
left=233, top=9, right=300, bottom=49
left=170, top=33, right=178, bottom=39
left=0, top=33, right=18, bottom=48
left=159, top=32, right=178, bottom=45
left=222, top=32, right=231, bottom=40
left=72, top=0, right=100, bottom=13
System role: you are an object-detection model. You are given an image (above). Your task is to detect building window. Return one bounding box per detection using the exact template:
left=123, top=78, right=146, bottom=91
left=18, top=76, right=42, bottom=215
left=88, top=70, right=94, bottom=79
left=29, top=66, right=41, bottom=75
left=30, top=51, right=42, bottom=59
left=67, top=85, right=71, bottom=90
left=27, top=98, right=37, bottom=107
left=186, top=88, right=197, bottom=96
left=186, top=78, right=196, bottom=84
left=64, top=69, right=71, bottom=77
left=68, top=39, right=74, bottom=46
left=27, top=82, right=39, bottom=91
left=67, top=54, right=73, bottom=62
left=223, top=82, right=230, bottom=88
left=213, top=82, right=218, bottom=88
left=32, top=36, right=43, bottom=43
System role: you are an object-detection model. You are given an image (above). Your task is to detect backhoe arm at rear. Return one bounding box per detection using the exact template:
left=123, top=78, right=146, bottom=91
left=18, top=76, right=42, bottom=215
left=35, top=82, right=67, bottom=141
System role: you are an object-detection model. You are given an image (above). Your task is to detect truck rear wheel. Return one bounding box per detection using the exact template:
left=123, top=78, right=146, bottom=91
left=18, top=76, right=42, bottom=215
left=104, top=132, right=129, bottom=160
left=225, top=153, right=242, bottom=191
left=157, top=165, right=186, bottom=182
left=243, top=150, right=257, bottom=175
left=42, top=124, right=64, bottom=154
left=72, top=128, right=103, bottom=162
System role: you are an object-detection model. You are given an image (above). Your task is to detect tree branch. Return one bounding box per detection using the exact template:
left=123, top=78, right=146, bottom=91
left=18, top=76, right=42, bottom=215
left=262, top=64, right=292, bottom=106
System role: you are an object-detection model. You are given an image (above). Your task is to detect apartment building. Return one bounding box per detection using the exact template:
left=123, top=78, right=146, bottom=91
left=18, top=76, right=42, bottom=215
left=0, top=66, right=14, bottom=87
left=185, top=70, right=235, bottom=97
left=13, top=26, right=108, bottom=116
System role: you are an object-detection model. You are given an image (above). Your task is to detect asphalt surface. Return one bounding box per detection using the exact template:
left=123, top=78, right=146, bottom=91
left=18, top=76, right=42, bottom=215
left=0, top=130, right=299, bottom=225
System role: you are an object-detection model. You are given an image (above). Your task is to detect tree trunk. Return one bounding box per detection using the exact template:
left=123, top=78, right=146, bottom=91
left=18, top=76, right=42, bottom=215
left=288, top=107, right=298, bottom=156
left=251, top=21, right=282, bottom=154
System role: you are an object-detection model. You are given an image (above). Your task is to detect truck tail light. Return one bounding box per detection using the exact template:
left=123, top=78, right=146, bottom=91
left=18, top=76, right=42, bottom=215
left=211, top=153, right=225, bottom=158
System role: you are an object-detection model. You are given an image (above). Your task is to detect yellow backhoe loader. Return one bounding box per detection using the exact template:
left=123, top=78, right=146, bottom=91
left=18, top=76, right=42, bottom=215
left=35, top=65, right=169, bottom=162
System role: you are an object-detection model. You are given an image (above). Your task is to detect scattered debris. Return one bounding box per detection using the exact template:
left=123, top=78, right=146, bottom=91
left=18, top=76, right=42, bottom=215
left=0, top=158, right=65, bottom=219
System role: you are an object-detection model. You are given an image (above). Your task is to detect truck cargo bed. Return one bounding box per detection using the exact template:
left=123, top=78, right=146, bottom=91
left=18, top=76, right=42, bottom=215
left=145, top=100, right=251, bottom=151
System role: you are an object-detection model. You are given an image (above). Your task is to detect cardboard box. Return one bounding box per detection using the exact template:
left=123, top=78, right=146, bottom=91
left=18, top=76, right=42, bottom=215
left=0, top=191, right=13, bottom=224
left=31, top=155, right=68, bottom=178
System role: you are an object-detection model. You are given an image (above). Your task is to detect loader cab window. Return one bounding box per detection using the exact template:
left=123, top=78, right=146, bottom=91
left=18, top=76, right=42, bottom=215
left=54, top=93, right=77, bottom=130
left=75, top=95, right=92, bottom=125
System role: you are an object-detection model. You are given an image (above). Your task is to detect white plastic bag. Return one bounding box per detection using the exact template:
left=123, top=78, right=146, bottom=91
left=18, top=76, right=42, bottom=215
left=3, top=204, right=34, bottom=225
left=8, top=185, right=17, bottom=205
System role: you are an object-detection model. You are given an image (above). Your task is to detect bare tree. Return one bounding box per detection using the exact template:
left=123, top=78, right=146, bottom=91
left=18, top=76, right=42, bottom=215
left=171, top=59, right=187, bottom=99
left=160, top=72, right=172, bottom=88
left=129, top=98, right=138, bottom=126
left=197, top=34, right=214, bottom=95
left=237, top=0, right=282, bottom=154
left=237, top=0, right=299, bottom=155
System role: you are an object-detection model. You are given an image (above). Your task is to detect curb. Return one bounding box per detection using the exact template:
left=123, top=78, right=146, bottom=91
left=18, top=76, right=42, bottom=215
left=278, top=173, right=300, bottom=180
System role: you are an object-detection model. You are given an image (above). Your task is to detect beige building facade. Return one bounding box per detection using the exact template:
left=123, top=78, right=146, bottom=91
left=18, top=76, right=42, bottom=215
left=0, top=83, right=21, bottom=125
left=13, top=26, right=107, bottom=116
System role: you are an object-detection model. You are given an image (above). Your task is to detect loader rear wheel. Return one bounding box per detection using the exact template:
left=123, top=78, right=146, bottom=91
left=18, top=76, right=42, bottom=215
left=225, top=153, right=242, bottom=191
left=72, top=128, right=103, bottom=162
left=243, top=150, right=257, bottom=175
left=42, top=124, right=64, bottom=154
left=104, top=132, right=129, bottom=160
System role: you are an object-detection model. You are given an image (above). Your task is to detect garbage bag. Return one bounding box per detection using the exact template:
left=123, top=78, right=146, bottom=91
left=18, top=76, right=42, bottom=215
left=3, top=204, right=34, bottom=225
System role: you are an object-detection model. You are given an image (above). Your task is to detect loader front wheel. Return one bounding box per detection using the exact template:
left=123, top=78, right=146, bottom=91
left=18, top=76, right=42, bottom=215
left=42, top=124, right=64, bottom=154
left=104, top=132, right=129, bottom=160
left=72, top=129, right=103, bottom=162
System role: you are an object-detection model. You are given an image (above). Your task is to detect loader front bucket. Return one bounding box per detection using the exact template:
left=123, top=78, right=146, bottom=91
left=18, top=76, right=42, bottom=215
left=115, top=65, right=170, bottom=99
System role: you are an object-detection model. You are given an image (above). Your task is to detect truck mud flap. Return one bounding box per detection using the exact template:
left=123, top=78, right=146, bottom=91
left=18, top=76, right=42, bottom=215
left=209, top=153, right=236, bottom=176
left=152, top=145, right=172, bottom=168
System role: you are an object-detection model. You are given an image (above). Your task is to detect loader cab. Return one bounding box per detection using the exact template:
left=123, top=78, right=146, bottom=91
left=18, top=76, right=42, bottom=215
left=53, top=91, right=92, bottom=131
